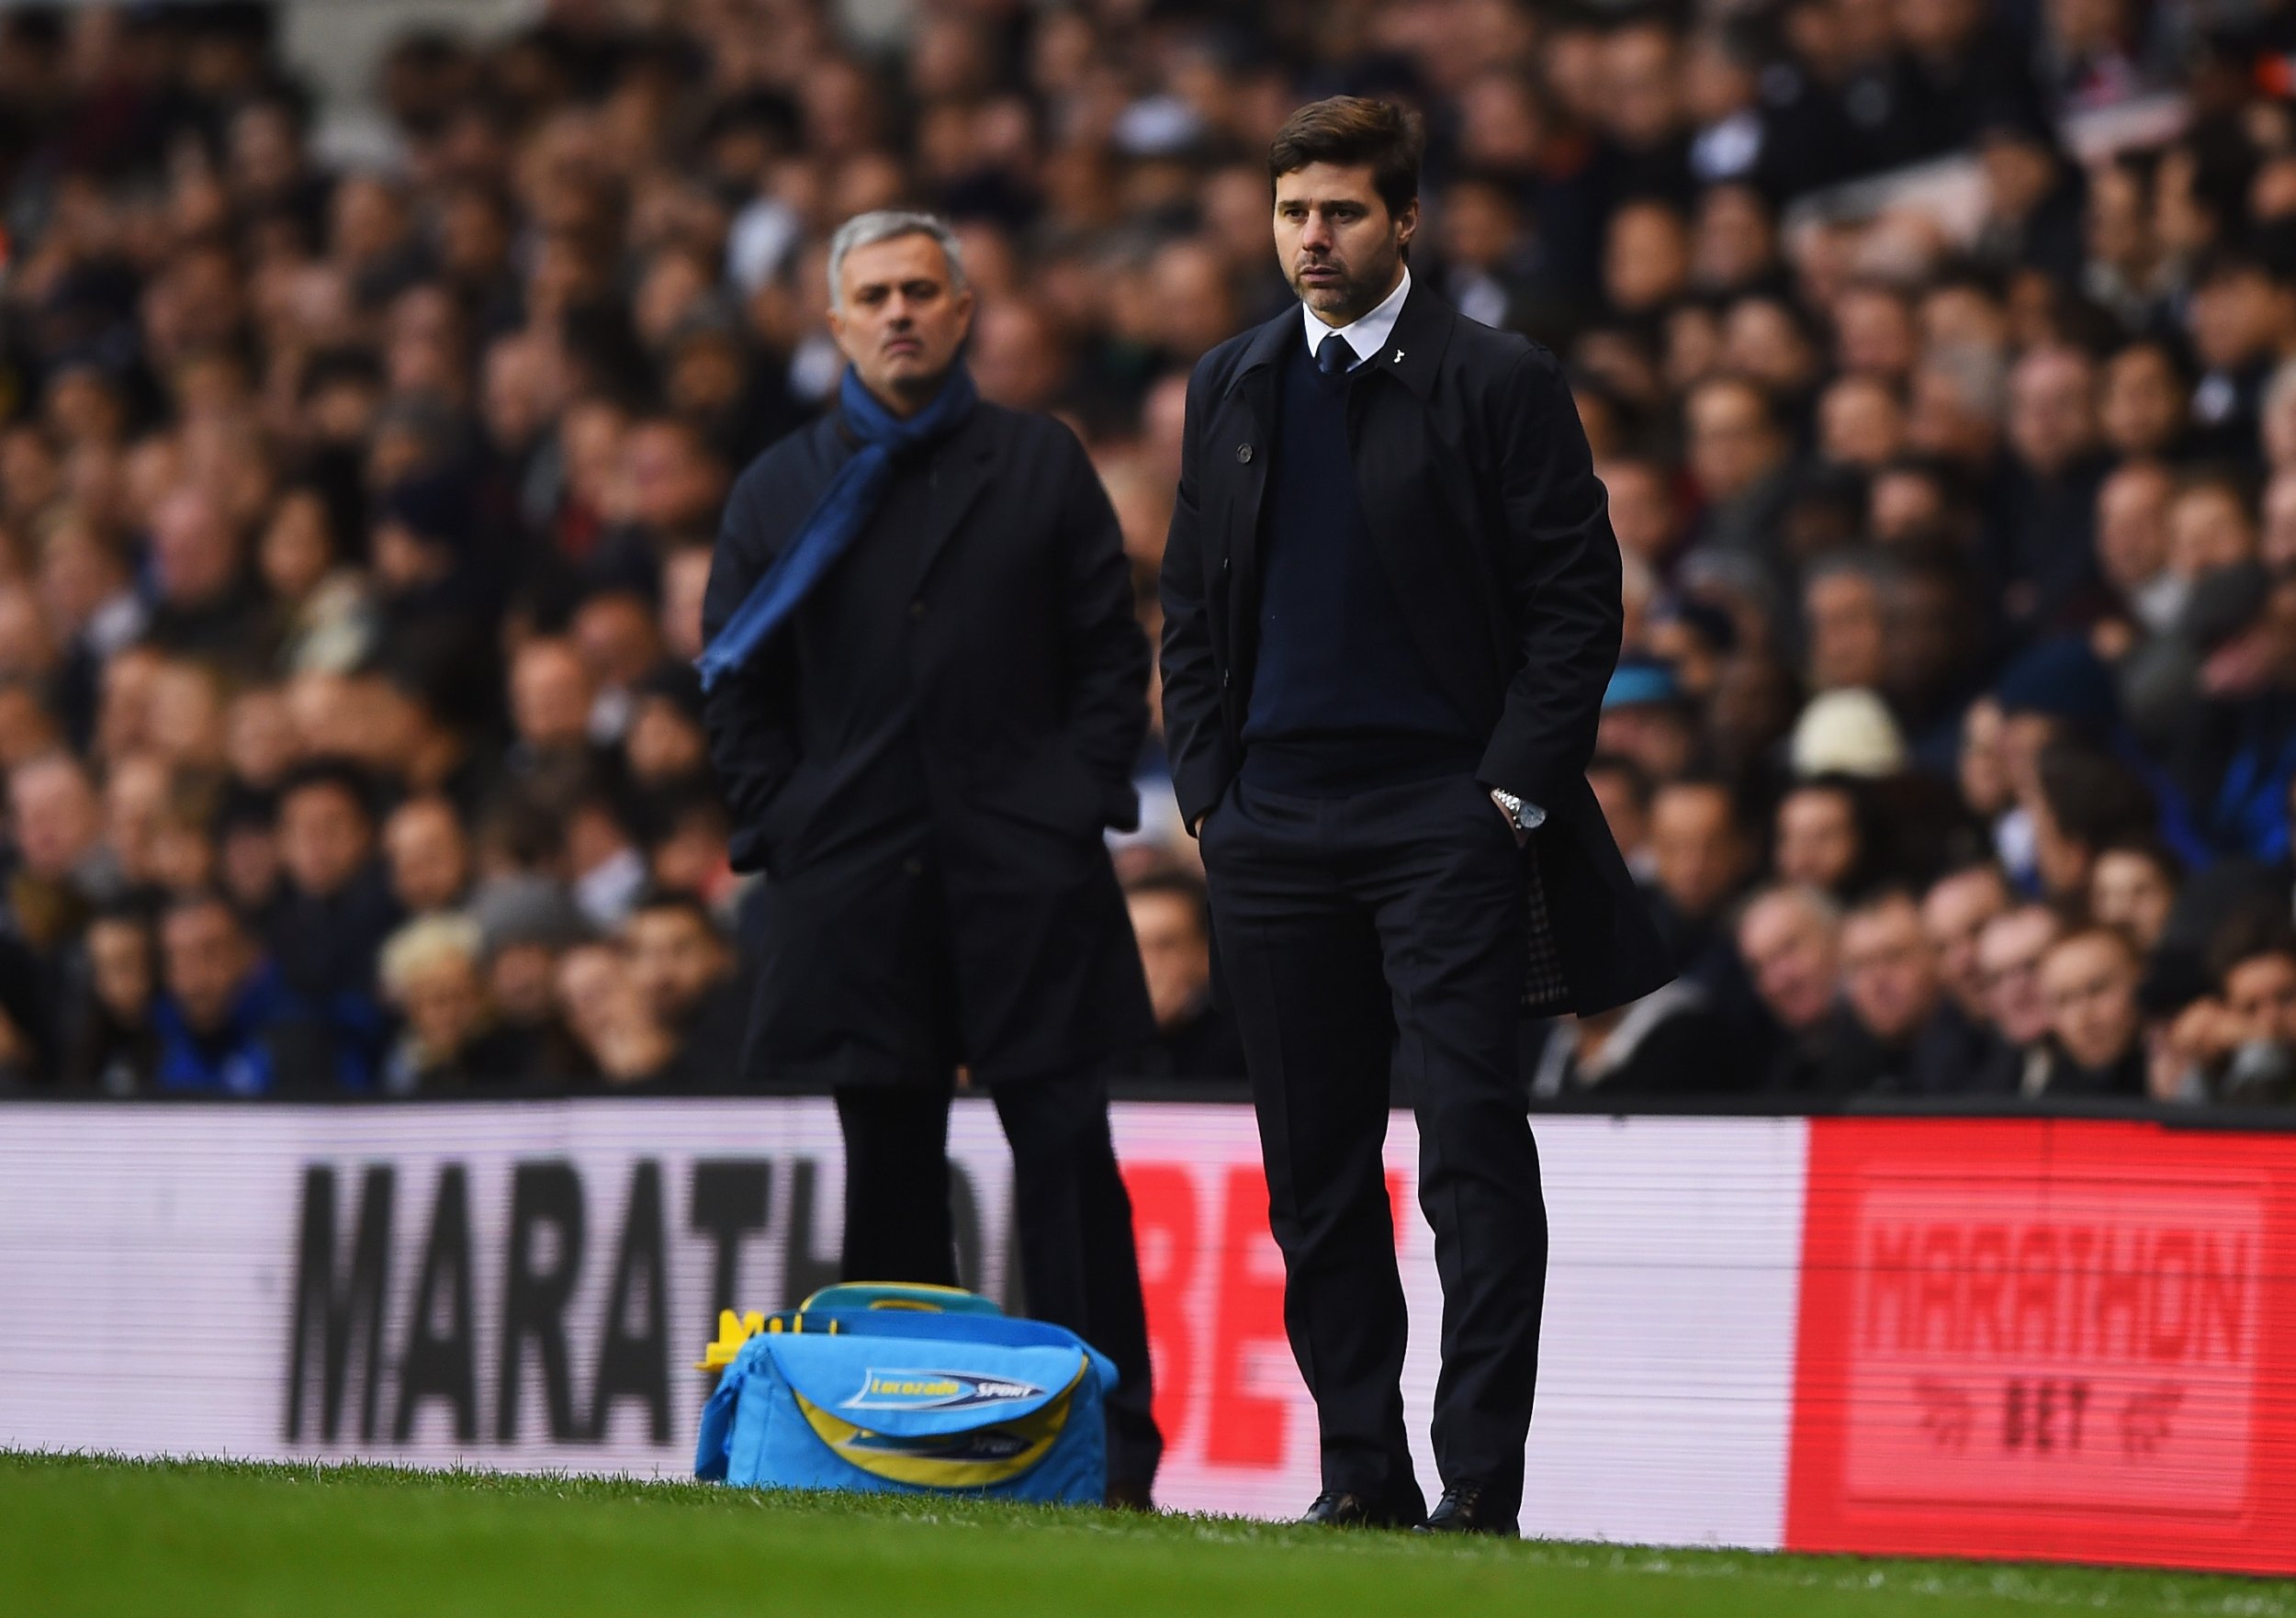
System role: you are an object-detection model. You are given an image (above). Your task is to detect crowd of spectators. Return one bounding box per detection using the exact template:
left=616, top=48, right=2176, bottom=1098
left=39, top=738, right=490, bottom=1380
left=0, top=0, right=2292, bottom=1106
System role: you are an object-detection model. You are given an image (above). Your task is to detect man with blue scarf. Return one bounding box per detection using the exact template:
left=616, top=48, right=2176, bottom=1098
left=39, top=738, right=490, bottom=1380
left=698, top=210, right=1161, bottom=1504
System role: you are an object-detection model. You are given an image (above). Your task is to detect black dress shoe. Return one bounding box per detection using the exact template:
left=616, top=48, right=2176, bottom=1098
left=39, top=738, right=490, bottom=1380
left=1300, top=1489, right=1426, bottom=1529
left=1412, top=1482, right=1517, bottom=1536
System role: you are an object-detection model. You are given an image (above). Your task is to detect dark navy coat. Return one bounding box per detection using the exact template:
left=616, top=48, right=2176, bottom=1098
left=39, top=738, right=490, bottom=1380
left=702, top=399, right=1155, bottom=1086
left=1159, top=282, right=1672, bottom=1016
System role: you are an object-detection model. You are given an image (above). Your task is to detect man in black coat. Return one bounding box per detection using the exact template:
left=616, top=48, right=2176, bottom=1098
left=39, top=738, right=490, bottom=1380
left=1161, top=99, right=1672, bottom=1535
left=700, top=210, right=1161, bottom=1500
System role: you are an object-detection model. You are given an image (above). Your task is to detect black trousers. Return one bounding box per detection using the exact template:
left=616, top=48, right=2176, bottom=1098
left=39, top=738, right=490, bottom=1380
left=1200, top=771, right=1548, bottom=1518
left=835, top=1071, right=1164, bottom=1494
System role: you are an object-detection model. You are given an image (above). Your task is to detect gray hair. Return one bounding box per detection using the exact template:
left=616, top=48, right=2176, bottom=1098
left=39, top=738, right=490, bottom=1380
left=826, top=210, right=967, bottom=311
left=379, top=913, right=483, bottom=999
left=1739, top=881, right=1844, bottom=938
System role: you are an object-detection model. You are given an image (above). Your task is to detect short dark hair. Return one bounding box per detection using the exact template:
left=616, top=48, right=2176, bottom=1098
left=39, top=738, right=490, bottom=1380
left=2035, top=743, right=2155, bottom=851
left=162, top=886, right=250, bottom=937
left=1267, top=96, right=1424, bottom=218
left=1654, top=772, right=1740, bottom=821
left=2047, top=921, right=2141, bottom=971
left=276, top=757, right=376, bottom=823
left=1927, top=859, right=2009, bottom=901
left=630, top=884, right=720, bottom=937
left=2206, top=909, right=2296, bottom=989
left=2094, top=834, right=2182, bottom=884
left=1845, top=882, right=1922, bottom=923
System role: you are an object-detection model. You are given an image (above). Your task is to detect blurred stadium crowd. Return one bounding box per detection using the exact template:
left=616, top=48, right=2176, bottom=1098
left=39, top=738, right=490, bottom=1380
left=0, top=0, right=2293, bottom=1104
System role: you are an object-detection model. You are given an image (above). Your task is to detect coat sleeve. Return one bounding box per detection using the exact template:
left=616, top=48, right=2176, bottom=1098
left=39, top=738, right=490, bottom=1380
left=1478, top=344, right=1624, bottom=808
left=1157, top=357, right=1234, bottom=832
left=1052, top=425, right=1151, bottom=833
left=700, top=463, right=802, bottom=874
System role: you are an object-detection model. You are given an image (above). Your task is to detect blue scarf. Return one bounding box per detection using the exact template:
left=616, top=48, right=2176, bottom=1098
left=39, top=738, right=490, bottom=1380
left=696, top=362, right=979, bottom=691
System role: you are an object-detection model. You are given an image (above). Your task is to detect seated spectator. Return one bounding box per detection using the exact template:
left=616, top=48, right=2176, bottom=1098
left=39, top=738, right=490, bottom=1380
left=2164, top=769, right=2296, bottom=972
left=141, top=488, right=274, bottom=678
left=2028, top=924, right=2147, bottom=1099
left=62, top=903, right=159, bottom=1094
left=2088, top=837, right=2180, bottom=957
left=1832, top=888, right=1957, bottom=1094
left=2028, top=740, right=2159, bottom=905
left=1995, top=345, right=2110, bottom=634
left=505, top=637, right=610, bottom=803
left=2186, top=247, right=2291, bottom=458
left=2177, top=568, right=2296, bottom=860
left=564, top=789, right=648, bottom=932
left=641, top=789, right=736, bottom=906
left=1992, top=641, right=2125, bottom=884
left=1802, top=560, right=1888, bottom=695
left=8, top=752, right=118, bottom=963
left=467, top=873, right=592, bottom=1079
left=216, top=795, right=280, bottom=916
left=267, top=758, right=402, bottom=1088
left=556, top=938, right=675, bottom=1087
left=151, top=891, right=327, bottom=1095
left=1529, top=980, right=1730, bottom=1098
left=1645, top=776, right=1754, bottom=1003
left=383, top=794, right=472, bottom=916
left=1918, top=863, right=2012, bottom=1092
left=260, top=483, right=376, bottom=676
left=1772, top=776, right=1871, bottom=896
left=2092, top=460, right=2179, bottom=647
left=1124, top=870, right=1244, bottom=1081
left=624, top=666, right=712, bottom=801
left=2157, top=917, right=2296, bottom=1106
left=377, top=914, right=538, bottom=1094
left=570, top=590, right=664, bottom=748
left=1735, top=883, right=1844, bottom=1092
left=624, top=887, right=748, bottom=1089
left=1975, top=903, right=2065, bottom=1089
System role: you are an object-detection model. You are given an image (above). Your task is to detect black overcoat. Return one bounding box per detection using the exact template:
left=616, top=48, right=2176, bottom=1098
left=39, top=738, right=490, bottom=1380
left=702, top=399, right=1156, bottom=1085
left=1159, top=282, right=1672, bottom=1016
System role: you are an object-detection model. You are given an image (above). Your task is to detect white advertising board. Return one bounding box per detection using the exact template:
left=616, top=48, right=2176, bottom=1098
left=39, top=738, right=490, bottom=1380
left=0, top=1101, right=1806, bottom=1549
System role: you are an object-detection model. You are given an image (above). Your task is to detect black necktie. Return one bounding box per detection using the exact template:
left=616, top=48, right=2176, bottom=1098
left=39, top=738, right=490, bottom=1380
left=1316, top=332, right=1356, bottom=375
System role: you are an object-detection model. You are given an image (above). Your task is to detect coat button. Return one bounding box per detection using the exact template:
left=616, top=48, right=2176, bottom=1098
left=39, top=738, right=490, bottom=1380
left=1234, top=444, right=1252, bottom=464
left=908, top=600, right=926, bottom=620
left=902, top=856, right=925, bottom=877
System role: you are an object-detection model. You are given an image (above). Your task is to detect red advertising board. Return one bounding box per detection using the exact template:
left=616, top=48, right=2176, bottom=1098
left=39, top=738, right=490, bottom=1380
left=1786, top=1118, right=2296, bottom=1574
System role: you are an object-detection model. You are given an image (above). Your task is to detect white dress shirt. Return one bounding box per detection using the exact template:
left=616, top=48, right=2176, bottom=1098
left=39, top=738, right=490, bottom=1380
left=1300, top=266, right=1411, bottom=370
left=1293, top=264, right=1546, bottom=833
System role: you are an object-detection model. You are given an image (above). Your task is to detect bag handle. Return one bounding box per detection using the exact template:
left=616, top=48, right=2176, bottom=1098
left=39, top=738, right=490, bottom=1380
left=798, top=1282, right=1003, bottom=1317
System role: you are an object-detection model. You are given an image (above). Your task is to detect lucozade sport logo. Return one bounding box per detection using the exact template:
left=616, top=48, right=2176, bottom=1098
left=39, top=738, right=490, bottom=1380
left=844, top=1369, right=1045, bottom=1411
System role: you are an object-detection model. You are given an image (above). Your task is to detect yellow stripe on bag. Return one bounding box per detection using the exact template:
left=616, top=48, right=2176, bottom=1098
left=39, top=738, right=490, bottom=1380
left=792, top=1361, right=1085, bottom=1489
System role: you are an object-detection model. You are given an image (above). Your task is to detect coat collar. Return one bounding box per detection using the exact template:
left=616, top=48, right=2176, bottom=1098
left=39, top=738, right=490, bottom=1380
left=1223, top=272, right=1452, bottom=401
left=893, top=405, right=997, bottom=601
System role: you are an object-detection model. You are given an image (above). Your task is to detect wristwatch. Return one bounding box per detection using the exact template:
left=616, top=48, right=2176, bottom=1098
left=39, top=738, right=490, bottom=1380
left=1489, top=788, right=1546, bottom=832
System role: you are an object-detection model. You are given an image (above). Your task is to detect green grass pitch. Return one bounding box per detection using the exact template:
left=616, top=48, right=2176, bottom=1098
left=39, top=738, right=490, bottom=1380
left=3, top=1453, right=2290, bottom=1616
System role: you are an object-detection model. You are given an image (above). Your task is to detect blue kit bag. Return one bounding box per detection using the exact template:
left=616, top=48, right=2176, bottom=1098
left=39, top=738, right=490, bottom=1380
left=692, top=1285, right=1117, bottom=1505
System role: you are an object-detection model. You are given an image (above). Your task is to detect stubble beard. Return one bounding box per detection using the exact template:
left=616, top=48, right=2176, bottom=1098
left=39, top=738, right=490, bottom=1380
left=1292, top=245, right=1400, bottom=327
left=863, top=344, right=956, bottom=412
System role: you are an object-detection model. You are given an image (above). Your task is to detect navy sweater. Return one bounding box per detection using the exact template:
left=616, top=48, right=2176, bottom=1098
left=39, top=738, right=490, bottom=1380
left=1241, top=333, right=1479, bottom=794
